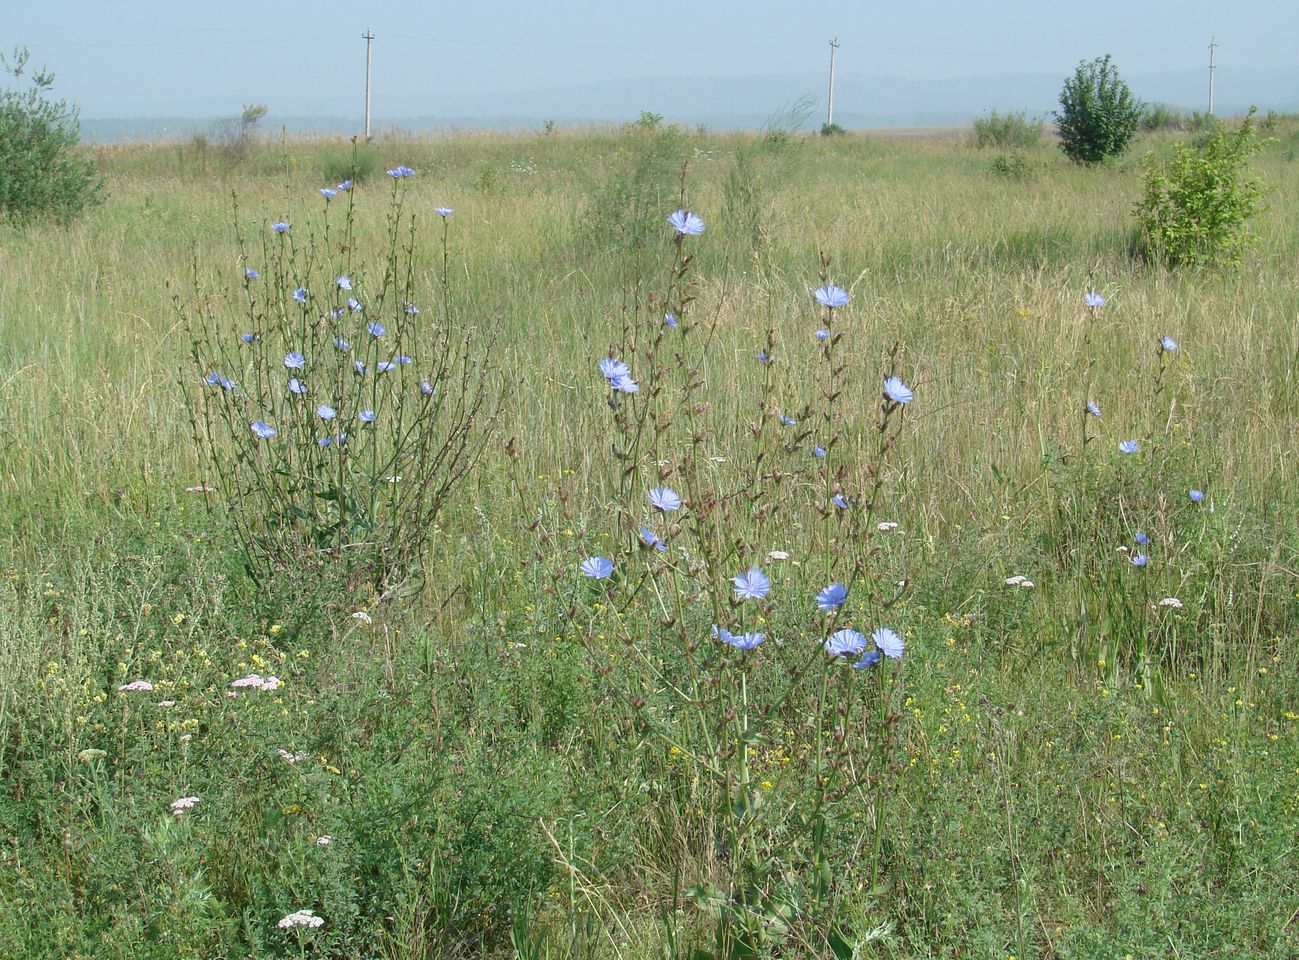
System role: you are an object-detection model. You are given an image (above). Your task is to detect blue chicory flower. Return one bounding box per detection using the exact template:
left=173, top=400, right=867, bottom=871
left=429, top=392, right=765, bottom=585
left=814, top=285, right=849, bottom=309
left=1135, top=531, right=1149, bottom=545
left=359, top=410, right=376, bottom=423
left=1087, top=400, right=1101, bottom=418
left=733, top=567, right=771, bottom=601
left=337, top=275, right=352, bottom=291
left=348, top=297, right=363, bottom=313
left=813, top=446, right=827, bottom=459
left=293, top=287, right=308, bottom=303
left=271, top=222, right=289, bottom=234
left=1131, top=554, right=1149, bottom=567
left=241, top=332, right=258, bottom=343
left=316, top=404, right=336, bottom=420
left=816, top=329, right=831, bottom=341
left=649, top=487, right=681, bottom=512
left=825, top=629, right=867, bottom=657
left=250, top=419, right=277, bottom=439
left=580, top=556, right=614, bottom=579
left=666, top=209, right=705, bottom=236
left=434, top=206, right=453, bottom=217
left=831, top=494, right=848, bottom=509
left=386, top=165, right=416, bottom=178
left=1160, top=336, right=1178, bottom=352
left=817, top=583, right=848, bottom=611
left=1119, top=440, right=1140, bottom=455
left=639, top=526, right=668, bottom=553
left=333, top=337, right=350, bottom=351
left=779, top=415, right=797, bottom=426
left=853, top=649, right=882, bottom=669
left=883, top=376, right=913, bottom=405
left=284, top=352, right=305, bottom=369
left=288, top=377, right=308, bottom=395
left=244, top=267, right=259, bottom=280
left=1189, top=489, right=1205, bottom=503
left=337, top=179, right=352, bottom=191
left=872, top=627, right=904, bottom=659
left=367, top=321, right=385, bottom=337
left=664, top=313, right=679, bottom=328
left=321, top=187, right=337, bottom=199
left=1084, top=292, right=1105, bottom=308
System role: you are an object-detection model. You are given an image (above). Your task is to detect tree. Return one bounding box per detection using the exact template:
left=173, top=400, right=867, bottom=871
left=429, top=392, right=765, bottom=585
left=1055, top=55, right=1142, bottom=165
left=0, top=47, right=101, bottom=224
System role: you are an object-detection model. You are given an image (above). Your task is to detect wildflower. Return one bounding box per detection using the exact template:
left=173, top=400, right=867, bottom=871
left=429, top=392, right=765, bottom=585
left=1087, top=400, right=1101, bottom=418
left=386, top=165, right=416, bottom=178
left=883, top=376, right=913, bottom=405
left=1005, top=575, right=1026, bottom=585
left=352, top=611, right=373, bottom=624
left=205, top=372, right=235, bottom=391
left=666, top=209, right=705, bottom=235
left=250, top=420, right=277, bottom=440
left=725, top=630, right=765, bottom=651
left=766, top=550, right=790, bottom=561
left=434, top=206, right=453, bottom=217
left=1131, top=554, right=1149, bottom=567
left=873, top=627, right=905, bottom=659
left=316, top=404, right=336, bottom=421
left=278, top=749, right=308, bottom=764
left=779, top=414, right=797, bottom=426
left=649, top=487, right=681, bottom=512
left=348, top=297, right=363, bottom=312
left=333, top=337, right=350, bottom=351
left=813, top=446, right=827, bottom=459
left=337, top=179, right=352, bottom=190
left=814, top=285, right=849, bottom=308
left=317, top=436, right=334, bottom=447
left=367, top=321, right=385, bottom=337
left=877, top=521, right=899, bottom=531
left=664, top=312, right=679, bottom=328
left=1158, top=597, right=1184, bottom=608
left=1189, top=489, right=1205, bottom=503
left=404, top=302, right=420, bottom=315
left=157, top=700, right=175, bottom=708
left=831, top=494, right=848, bottom=509
left=376, top=361, right=397, bottom=373
left=639, top=526, right=668, bottom=552
left=271, top=221, right=289, bottom=233
left=169, top=796, right=201, bottom=816
left=817, top=583, right=848, bottom=611
left=1160, top=336, right=1178, bottom=352
left=293, top=286, right=308, bottom=303
left=1084, top=292, right=1105, bottom=308
left=733, top=567, right=771, bottom=601
left=231, top=673, right=281, bottom=691
left=580, top=556, right=614, bottom=579
left=353, top=360, right=367, bottom=376
left=278, top=909, right=324, bottom=929
left=337, top=275, right=352, bottom=290
left=756, top=350, right=771, bottom=364
left=599, top=356, right=639, bottom=393
left=1135, top=531, right=1149, bottom=545
left=853, top=649, right=882, bottom=669
left=1118, top=440, right=1139, bottom=455
left=1019, top=579, right=1035, bottom=588
left=320, top=187, right=336, bottom=199
left=244, top=267, right=259, bottom=280
left=241, top=332, right=259, bottom=343
left=816, top=329, right=831, bottom=341
left=117, top=679, right=154, bottom=692
left=315, top=835, right=333, bottom=846
left=421, top=381, right=435, bottom=395
left=288, top=378, right=308, bottom=395
left=359, top=410, right=376, bottom=423
left=825, top=629, right=867, bottom=657
left=284, top=352, right=305, bottom=369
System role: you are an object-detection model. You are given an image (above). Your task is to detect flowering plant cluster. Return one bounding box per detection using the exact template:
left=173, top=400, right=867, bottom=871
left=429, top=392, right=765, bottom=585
left=185, top=169, right=496, bottom=592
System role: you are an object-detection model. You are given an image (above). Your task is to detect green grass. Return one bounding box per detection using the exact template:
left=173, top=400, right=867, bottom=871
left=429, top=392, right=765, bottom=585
left=2, top=124, right=1298, bottom=958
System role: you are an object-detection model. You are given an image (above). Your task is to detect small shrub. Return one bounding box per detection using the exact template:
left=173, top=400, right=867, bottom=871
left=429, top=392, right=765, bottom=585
left=210, top=103, right=267, bottom=164
left=631, top=110, right=664, bottom=130
left=987, top=153, right=1032, bottom=181
left=971, top=110, right=1043, bottom=149
left=322, top=142, right=379, bottom=183
left=820, top=122, right=847, bottom=137
left=1135, top=109, right=1265, bottom=267
left=1141, top=103, right=1187, bottom=132
left=0, top=47, right=101, bottom=224
left=1055, top=55, right=1142, bottom=165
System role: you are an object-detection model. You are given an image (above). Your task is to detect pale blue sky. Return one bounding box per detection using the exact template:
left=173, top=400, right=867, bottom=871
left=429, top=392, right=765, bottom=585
left=5, top=0, right=1297, bottom=116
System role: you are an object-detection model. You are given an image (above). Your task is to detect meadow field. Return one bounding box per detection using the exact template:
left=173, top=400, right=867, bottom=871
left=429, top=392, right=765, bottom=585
left=2, top=119, right=1298, bottom=958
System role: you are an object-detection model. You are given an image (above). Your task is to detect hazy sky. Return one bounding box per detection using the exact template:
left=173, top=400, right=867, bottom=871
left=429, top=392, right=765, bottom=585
left=5, top=0, right=1297, bottom=115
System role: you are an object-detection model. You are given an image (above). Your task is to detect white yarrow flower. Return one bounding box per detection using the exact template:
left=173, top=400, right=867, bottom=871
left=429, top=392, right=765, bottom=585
left=278, top=749, right=309, bottom=764
left=315, top=835, right=333, bottom=847
left=1158, top=597, right=1184, bottom=608
left=877, top=521, right=899, bottom=532
left=352, top=611, right=373, bottom=624
left=1004, top=575, right=1025, bottom=586
left=169, top=796, right=201, bottom=816
left=117, top=679, right=154, bottom=693
left=278, top=909, right=324, bottom=930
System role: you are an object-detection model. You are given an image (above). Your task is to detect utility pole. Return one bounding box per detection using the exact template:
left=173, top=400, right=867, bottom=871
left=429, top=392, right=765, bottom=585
left=1207, top=36, right=1217, bottom=116
left=363, top=30, right=375, bottom=137
left=826, top=37, right=839, bottom=129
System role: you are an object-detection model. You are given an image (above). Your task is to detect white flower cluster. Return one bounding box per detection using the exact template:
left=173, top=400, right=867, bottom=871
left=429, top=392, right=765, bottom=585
left=1004, top=575, right=1035, bottom=589
left=1157, top=597, right=1184, bottom=608
left=278, top=909, right=324, bottom=929
left=277, top=749, right=309, bottom=764
left=169, top=796, right=201, bottom=816
left=231, top=674, right=281, bottom=692
left=117, top=679, right=154, bottom=692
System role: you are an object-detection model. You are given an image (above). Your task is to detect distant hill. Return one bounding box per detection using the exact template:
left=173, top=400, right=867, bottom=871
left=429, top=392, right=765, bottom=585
left=79, top=67, right=1299, bottom=143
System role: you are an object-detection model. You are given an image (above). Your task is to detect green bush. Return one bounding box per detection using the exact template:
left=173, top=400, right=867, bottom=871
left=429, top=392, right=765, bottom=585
left=1141, top=103, right=1187, bottom=132
left=321, top=141, right=379, bottom=183
left=971, top=110, right=1043, bottom=149
left=0, top=47, right=101, bottom=224
left=1055, top=55, right=1143, bottom=165
left=1135, top=109, right=1265, bottom=267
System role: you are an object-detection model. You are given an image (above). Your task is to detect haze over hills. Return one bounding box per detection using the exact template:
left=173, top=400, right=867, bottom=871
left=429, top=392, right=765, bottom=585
left=80, top=67, right=1299, bottom=142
